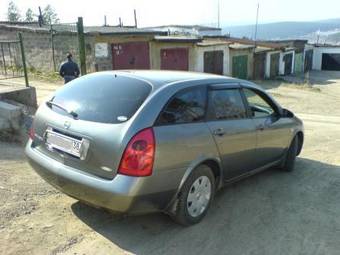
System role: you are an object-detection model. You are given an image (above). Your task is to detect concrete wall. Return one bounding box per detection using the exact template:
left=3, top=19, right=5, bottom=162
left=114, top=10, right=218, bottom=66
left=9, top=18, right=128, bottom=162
left=312, top=46, right=340, bottom=70
left=229, top=48, right=254, bottom=79
left=0, top=87, right=37, bottom=107
left=0, top=26, right=95, bottom=73
left=193, top=45, right=230, bottom=75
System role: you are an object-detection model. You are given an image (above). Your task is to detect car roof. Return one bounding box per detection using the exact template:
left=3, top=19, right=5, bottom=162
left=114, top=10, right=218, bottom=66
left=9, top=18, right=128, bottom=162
left=91, top=70, right=263, bottom=92
left=112, top=70, right=238, bottom=88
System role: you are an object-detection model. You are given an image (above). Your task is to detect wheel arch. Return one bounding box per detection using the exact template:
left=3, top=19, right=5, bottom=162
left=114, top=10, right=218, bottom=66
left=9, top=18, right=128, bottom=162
left=165, top=156, right=223, bottom=214
left=295, top=131, right=304, bottom=156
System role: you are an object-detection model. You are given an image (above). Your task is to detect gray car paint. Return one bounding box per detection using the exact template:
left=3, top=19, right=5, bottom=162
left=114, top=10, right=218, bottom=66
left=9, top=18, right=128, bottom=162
left=25, top=70, right=304, bottom=215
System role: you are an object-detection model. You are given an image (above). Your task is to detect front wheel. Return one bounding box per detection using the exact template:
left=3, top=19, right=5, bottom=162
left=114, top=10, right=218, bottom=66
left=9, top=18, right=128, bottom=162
left=172, top=165, right=215, bottom=226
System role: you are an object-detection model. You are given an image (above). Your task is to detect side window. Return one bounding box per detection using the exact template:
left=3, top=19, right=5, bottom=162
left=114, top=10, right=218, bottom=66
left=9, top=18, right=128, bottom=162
left=157, top=87, right=206, bottom=125
left=243, top=88, right=275, bottom=118
left=208, top=89, right=247, bottom=120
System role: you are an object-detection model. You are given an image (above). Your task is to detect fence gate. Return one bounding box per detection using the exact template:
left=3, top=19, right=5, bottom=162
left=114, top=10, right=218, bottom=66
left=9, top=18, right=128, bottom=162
left=0, top=33, right=29, bottom=86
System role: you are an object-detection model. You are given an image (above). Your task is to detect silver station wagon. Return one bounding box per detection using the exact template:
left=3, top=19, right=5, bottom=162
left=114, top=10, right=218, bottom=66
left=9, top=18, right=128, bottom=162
left=26, top=71, right=304, bottom=225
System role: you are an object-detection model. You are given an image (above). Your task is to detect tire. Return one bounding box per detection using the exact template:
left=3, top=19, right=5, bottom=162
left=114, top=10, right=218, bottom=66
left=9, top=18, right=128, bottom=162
left=172, top=165, right=215, bottom=226
left=281, top=136, right=298, bottom=172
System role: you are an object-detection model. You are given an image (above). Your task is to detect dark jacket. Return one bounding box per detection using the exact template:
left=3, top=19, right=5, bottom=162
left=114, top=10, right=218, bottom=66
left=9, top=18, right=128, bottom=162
left=59, top=59, right=80, bottom=78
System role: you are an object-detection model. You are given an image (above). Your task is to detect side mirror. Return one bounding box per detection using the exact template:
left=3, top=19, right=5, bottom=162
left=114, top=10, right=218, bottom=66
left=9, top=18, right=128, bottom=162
left=281, top=108, right=294, bottom=118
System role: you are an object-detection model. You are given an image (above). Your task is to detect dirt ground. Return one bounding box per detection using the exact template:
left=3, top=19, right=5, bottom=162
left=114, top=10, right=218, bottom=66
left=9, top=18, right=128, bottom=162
left=0, top=71, right=340, bottom=255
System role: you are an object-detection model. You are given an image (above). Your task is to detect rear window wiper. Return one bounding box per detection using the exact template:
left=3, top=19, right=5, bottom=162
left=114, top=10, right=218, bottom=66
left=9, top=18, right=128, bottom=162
left=46, top=100, right=78, bottom=119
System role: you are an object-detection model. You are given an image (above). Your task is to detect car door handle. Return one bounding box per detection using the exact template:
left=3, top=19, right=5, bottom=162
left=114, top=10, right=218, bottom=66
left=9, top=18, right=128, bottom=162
left=213, top=128, right=225, bottom=136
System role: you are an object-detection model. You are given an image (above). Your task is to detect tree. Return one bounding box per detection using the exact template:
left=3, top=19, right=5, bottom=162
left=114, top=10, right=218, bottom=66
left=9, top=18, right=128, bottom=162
left=25, top=8, right=34, bottom=22
left=7, top=1, right=21, bottom=22
left=42, top=5, right=59, bottom=24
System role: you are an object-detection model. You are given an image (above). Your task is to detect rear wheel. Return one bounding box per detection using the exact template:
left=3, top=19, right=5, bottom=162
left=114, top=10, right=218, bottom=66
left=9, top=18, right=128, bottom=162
left=281, top=136, right=298, bottom=172
left=172, top=165, right=215, bottom=226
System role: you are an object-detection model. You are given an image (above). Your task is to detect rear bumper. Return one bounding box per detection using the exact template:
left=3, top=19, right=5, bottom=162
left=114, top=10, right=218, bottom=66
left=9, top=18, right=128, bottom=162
left=25, top=140, right=174, bottom=214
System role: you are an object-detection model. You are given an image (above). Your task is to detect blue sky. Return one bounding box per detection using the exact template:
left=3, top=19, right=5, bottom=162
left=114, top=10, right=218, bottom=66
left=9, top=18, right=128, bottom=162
left=1, top=0, right=340, bottom=27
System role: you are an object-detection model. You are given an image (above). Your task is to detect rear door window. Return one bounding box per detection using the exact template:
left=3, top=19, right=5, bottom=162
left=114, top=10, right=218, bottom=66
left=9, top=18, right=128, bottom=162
left=50, top=74, right=152, bottom=124
left=208, top=89, right=247, bottom=120
left=157, top=87, right=206, bottom=125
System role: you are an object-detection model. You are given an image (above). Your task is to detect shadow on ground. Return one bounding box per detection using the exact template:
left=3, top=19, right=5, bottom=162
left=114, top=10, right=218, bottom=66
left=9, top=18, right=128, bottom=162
left=254, top=71, right=340, bottom=92
left=72, top=158, right=340, bottom=255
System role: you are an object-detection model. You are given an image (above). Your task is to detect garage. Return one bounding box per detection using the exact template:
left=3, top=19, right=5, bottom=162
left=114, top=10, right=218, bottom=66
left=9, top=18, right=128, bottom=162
left=160, top=48, right=189, bottom=70
left=312, top=45, right=340, bottom=70
left=321, top=53, right=340, bottom=71
left=112, top=42, right=150, bottom=70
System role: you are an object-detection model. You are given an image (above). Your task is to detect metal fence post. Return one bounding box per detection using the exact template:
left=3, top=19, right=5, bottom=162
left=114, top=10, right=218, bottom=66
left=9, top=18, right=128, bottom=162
left=77, top=17, right=87, bottom=75
left=50, top=24, right=56, bottom=72
left=18, top=32, right=29, bottom=87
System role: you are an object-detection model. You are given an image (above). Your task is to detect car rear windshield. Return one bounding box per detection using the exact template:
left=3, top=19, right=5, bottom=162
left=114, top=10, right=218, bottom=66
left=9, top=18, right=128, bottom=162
left=50, top=73, right=152, bottom=124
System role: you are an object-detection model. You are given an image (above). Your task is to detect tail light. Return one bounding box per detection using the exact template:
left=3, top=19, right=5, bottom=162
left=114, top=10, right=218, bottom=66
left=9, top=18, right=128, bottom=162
left=118, top=128, right=155, bottom=177
left=28, top=124, right=35, bottom=140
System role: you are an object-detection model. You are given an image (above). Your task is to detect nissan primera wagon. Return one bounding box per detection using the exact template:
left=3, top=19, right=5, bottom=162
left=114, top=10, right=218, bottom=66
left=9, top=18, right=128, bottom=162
left=26, top=71, right=304, bottom=225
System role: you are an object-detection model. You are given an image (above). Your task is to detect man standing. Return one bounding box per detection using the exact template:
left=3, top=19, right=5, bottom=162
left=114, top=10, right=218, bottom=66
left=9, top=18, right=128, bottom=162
left=59, top=53, right=80, bottom=84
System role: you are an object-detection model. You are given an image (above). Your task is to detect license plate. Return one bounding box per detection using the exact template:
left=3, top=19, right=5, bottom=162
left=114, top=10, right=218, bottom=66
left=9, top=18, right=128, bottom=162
left=45, top=130, right=83, bottom=158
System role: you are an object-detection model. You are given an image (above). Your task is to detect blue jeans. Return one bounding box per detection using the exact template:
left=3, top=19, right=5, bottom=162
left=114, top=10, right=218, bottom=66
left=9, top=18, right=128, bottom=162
left=64, top=75, right=76, bottom=84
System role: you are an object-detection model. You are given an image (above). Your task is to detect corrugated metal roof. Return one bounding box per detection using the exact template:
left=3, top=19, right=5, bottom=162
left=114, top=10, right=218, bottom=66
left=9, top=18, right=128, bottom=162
left=229, top=43, right=255, bottom=49
left=197, top=40, right=231, bottom=46
left=144, top=25, right=222, bottom=31
left=154, top=35, right=202, bottom=43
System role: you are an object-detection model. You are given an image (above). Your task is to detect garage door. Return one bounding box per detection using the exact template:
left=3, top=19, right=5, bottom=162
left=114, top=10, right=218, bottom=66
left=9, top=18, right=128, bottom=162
left=283, top=53, right=293, bottom=75
left=322, top=53, right=340, bottom=71
left=112, top=42, right=150, bottom=70
left=160, top=48, right=188, bottom=71
left=270, top=53, right=280, bottom=78
left=232, top=55, right=248, bottom=79
left=304, top=50, right=313, bottom=72
left=204, top=51, right=224, bottom=75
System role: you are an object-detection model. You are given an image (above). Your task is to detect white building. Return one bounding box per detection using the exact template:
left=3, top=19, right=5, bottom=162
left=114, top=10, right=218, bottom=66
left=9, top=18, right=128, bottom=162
left=312, top=44, right=340, bottom=71
left=145, top=25, right=222, bottom=36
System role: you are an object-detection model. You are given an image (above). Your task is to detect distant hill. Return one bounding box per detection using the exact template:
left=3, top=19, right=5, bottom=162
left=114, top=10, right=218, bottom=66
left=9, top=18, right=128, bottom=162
left=222, top=18, right=340, bottom=43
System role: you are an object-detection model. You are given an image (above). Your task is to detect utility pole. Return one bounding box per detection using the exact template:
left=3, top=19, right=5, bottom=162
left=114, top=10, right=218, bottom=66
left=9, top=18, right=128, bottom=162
left=38, top=6, right=43, bottom=27
left=217, top=0, right=220, bottom=28
left=253, top=3, right=260, bottom=80
left=134, top=9, right=138, bottom=28
left=254, top=3, right=259, bottom=47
